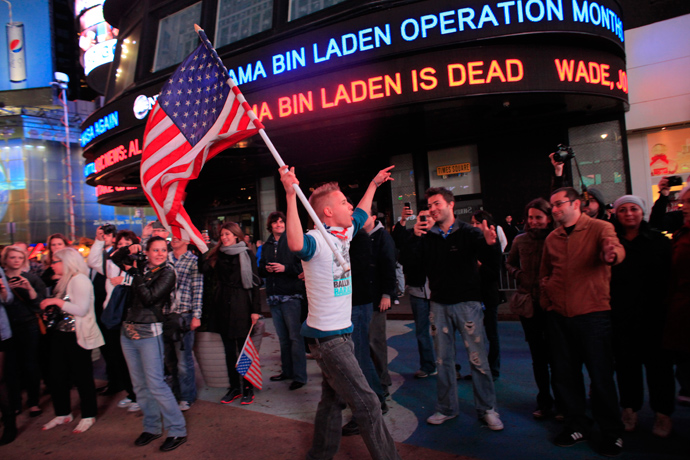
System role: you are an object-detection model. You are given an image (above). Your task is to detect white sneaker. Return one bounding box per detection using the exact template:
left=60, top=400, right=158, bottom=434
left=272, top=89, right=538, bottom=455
left=117, top=398, right=133, bottom=408
left=179, top=401, right=191, bottom=411
left=483, top=409, right=504, bottom=431
left=426, top=412, right=457, bottom=425
left=127, top=402, right=141, bottom=412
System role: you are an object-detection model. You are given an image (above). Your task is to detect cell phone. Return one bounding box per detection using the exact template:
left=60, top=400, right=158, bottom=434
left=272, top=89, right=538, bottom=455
left=419, top=215, right=427, bottom=222
left=404, top=202, right=411, bottom=208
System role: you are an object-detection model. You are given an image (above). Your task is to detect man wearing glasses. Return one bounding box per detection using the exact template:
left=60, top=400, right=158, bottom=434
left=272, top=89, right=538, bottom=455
left=540, top=187, right=625, bottom=457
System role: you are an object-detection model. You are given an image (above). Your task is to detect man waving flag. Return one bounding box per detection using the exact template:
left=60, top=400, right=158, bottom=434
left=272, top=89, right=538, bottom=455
left=141, top=26, right=264, bottom=252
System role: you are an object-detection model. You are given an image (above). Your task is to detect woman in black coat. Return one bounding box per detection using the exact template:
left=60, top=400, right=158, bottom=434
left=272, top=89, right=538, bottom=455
left=200, top=222, right=260, bottom=405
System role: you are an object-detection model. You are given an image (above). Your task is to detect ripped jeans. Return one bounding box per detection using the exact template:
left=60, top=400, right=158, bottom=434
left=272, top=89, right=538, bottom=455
left=430, top=301, right=497, bottom=417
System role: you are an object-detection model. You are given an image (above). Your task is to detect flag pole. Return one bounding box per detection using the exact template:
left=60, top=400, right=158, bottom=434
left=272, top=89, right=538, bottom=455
left=194, top=25, right=350, bottom=272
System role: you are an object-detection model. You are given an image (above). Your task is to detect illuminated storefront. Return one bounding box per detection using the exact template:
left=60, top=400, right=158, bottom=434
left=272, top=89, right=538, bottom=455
left=86, top=0, right=631, bottom=241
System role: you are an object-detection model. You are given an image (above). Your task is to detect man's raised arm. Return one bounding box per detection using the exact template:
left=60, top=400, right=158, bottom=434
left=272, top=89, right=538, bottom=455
left=356, top=166, right=395, bottom=215
left=279, top=165, right=304, bottom=252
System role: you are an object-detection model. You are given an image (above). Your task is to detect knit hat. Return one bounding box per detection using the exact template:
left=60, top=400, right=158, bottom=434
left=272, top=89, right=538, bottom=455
left=613, top=195, right=646, bottom=215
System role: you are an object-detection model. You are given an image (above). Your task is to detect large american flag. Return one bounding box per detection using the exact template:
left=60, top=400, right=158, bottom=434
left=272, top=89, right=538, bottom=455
left=236, top=335, right=262, bottom=390
left=141, top=33, right=264, bottom=252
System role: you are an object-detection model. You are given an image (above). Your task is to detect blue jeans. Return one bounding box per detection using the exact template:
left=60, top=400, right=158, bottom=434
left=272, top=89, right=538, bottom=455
left=271, top=298, right=307, bottom=383
left=547, top=310, right=622, bottom=438
left=121, top=332, right=187, bottom=437
left=164, top=313, right=197, bottom=403
left=410, top=295, right=435, bottom=374
left=430, top=301, right=497, bottom=417
left=351, top=303, right=384, bottom=400
left=307, top=335, right=400, bottom=460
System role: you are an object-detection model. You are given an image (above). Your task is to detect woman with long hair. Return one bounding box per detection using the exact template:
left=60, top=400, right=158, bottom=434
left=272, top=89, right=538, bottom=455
left=39, top=247, right=104, bottom=433
left=505, top=198, right=560, bottom=419
left=119, top=236, right=187, bottom=452
left=610, top=195, right=674, bottom=437
left=41, top=233, right=70, bottom=294
left=200, top=222, right=260, bottom=405
left=1, top=246, right=46, bottom=418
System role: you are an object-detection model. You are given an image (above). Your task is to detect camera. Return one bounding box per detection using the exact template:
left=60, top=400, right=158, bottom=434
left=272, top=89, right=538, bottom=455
left=127, top=250, right=147, bottom=266
left=667, top=175, right=683, bottom=187
left=552, top=144, right=575, bottom=163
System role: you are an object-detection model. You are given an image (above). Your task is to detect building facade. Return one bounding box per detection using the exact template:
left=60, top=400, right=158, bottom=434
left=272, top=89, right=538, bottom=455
left=86, top=0, right=633, bottom=242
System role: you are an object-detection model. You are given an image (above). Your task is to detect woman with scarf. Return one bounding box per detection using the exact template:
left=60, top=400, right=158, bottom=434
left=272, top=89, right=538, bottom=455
left=506, top=198, right=560, bottom=419
left=39, top=247, right=104, bottom=434
left=200, top=222, right=260, bottom=405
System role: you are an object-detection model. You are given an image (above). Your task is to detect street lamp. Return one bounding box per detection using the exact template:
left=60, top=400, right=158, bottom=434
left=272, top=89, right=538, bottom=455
left=51, top=71, right=76, bottom=242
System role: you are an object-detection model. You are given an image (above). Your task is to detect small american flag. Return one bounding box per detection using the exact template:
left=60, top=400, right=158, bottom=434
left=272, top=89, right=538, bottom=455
left=236, top=335, right=262, bottom=390
left=141, top=30, right=264, bottom=252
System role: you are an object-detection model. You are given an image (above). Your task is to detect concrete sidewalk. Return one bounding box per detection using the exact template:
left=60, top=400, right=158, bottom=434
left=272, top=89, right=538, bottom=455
left=2, top=319, right=688, bottom=459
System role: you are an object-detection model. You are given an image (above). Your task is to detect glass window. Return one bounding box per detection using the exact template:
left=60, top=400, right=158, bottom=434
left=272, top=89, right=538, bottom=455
left=215, top=0, right=273, bottom=48
left=568, top=120, right=626, bottom=205
left=289, top=0, right=346, bottom=21
left=428, top=145, right=481, bottom=195
left=153, top=3, right=202, bottom=72
left=112, top=25, right=142, bottom=96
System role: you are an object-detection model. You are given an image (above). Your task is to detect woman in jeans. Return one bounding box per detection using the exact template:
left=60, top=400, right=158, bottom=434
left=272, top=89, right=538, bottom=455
left=39, top=247, right=104, bottom=433
left=259, top=211, right=306, bottom=390
left=200, top=222, right=260, bottom=405
left=120, top=236, right=187, bottom=452
left=1, top=246, right=46, bottom=418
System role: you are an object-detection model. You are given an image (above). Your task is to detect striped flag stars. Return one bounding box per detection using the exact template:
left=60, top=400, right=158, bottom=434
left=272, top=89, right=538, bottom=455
left=156, top=45, right=230, bottom=148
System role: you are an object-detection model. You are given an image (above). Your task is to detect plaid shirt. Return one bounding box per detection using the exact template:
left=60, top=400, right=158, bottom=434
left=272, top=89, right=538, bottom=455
left=165, top=251, right=203, bottom=319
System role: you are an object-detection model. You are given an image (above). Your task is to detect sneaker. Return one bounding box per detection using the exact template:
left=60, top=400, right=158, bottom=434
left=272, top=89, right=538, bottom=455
left=599, top=437, right=623, bottom=457
left=554, top=429, right=587, bottom=447
left=221, top=388, right=241, bottom=404
left=554, top=413, right=565, bottom=422
left=621, top=408, right=637, bottom=432
left=178, top=401, right=191, bottom=411
left=652, top=413, right=672, bottom=438
left=414, top=369, right=438, bottom=379
left=532, top=408, right=552, bottom=420
left=426, top=412, right=457, bottom=425
left=677, top=395, right=690, bottom=406
left=117, top=398, right=133, bottom=408
left=127, top=403, right=141, bottom=412
left=482, top=409, right=504, bottom=431
left=241, top=388, right=254, bottom=405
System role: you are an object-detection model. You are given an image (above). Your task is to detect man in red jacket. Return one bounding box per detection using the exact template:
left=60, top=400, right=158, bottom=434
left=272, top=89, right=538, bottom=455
left=540, top=187, right=625, bottom=457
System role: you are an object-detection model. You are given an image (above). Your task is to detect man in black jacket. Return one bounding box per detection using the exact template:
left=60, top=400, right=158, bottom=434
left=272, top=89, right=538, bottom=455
left=405, top=187, right=503, bottom=431
left=365, top=207, right=397, bottom=397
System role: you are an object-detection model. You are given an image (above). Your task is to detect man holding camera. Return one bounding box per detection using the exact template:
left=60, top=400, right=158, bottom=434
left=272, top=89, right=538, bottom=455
left=540, top=187, right=625, bottom=456
left=405, top=187, right=503, bottom=431
left=163, top=236, right=203, bottom=411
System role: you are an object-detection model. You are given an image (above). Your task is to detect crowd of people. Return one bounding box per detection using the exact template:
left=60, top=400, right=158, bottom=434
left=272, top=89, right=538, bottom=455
left=0, top=156, right=687, bottom=459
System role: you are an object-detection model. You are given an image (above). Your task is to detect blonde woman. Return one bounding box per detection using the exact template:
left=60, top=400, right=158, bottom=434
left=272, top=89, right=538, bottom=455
left=39, top=248, right=104, bottom=433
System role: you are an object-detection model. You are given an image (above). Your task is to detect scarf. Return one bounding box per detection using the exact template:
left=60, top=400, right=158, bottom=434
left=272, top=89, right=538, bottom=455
left=220, top=242, right=254, bottom=289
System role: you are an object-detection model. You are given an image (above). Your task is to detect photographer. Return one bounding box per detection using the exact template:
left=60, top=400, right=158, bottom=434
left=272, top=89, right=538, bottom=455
left=119, top=236, right=187, bottom=452
left=39, top=248, right=104, bottom=434
left=549, top=148, right=609, bottom=221
left=650, top=176, right=685, bottom=233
